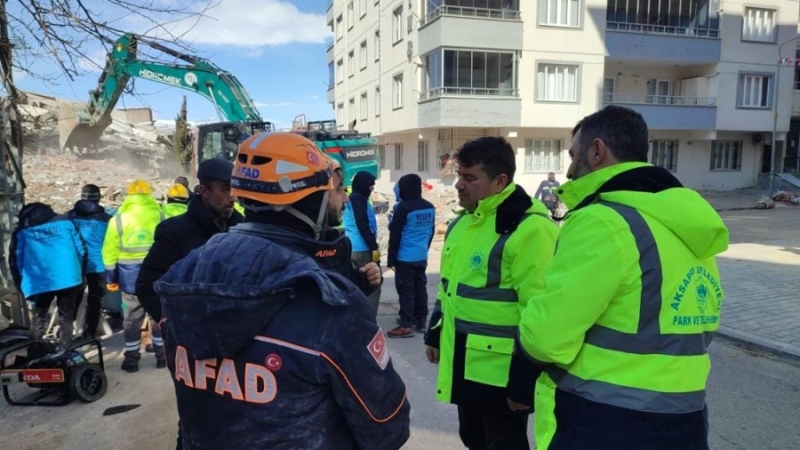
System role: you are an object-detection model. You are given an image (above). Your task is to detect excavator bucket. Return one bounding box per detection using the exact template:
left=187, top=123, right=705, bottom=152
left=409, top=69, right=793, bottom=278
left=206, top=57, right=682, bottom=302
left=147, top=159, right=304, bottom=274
left=57, top=100, right=110, bottom=151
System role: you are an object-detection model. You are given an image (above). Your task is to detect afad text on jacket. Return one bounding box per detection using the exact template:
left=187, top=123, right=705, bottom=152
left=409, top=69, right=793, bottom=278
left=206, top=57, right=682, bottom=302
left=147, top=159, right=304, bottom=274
left=154, top=223, right=410, bottom=450
left=388, top=174, right=436, bottom=266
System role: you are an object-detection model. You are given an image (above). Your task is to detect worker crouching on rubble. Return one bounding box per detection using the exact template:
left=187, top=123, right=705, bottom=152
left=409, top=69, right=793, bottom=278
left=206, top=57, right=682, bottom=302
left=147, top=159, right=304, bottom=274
left=154, top=133, right=410, bottom=450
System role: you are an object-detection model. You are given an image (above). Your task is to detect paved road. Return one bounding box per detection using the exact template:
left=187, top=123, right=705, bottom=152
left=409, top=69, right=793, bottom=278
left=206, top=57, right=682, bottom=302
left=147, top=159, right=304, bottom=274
left=717, top=208, right=800, bottom=357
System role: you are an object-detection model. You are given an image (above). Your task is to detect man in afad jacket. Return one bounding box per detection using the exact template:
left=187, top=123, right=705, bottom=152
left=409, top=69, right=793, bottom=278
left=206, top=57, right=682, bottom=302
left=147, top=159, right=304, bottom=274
left=67, top=184, right=112, bottom=338
left=155, top=133, right=409, bottom=450
left=342, top=171, right=381, bottom=315
left=102, top=180, right=165, bottom=373
left=387, top=174, right=435, bottom=338
left=10, top=202, right=87, bottom=347
left=517, top=105, right=728, bottom=449
left=425, top=137, right=559, bottom=450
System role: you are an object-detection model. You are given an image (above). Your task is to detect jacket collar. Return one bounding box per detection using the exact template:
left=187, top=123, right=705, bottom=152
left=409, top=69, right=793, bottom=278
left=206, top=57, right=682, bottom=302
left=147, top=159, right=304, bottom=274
left=187, top=197, right=242, bottom=233
left=556, top=162, right=650, bottom=210
left=469, top=182, right=518, bottom=217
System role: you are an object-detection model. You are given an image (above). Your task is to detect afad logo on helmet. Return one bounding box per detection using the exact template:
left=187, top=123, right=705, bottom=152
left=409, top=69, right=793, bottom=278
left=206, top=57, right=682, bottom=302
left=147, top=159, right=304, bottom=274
left=235, top=166, right=261, bottom=179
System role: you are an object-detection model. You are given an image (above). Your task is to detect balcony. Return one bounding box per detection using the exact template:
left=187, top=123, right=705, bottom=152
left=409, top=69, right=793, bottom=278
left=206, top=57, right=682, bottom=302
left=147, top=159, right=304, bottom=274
left=605, top=0, right=721, bottom=63
left=603, top=94, right=717, bottom=130
left=326, top=0, right=334, bottom=26
left=326, top=37, right=334, bottom=62
left=418, top=5, right=523, bottom=55
left=418, top=87, right=521, bottom=128
left=606, top=23, right=721, bottom=63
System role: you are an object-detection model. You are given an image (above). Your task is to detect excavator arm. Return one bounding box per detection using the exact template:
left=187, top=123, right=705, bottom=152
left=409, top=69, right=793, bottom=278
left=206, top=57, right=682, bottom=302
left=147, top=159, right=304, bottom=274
left=59, top=33, right=269, bottom=151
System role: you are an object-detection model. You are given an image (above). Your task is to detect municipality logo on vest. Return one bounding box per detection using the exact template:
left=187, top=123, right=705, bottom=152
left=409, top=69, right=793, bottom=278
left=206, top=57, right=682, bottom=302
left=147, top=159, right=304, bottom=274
left=696, top=277, right=709, bottom=314
left=470, top=252, right=483, bottom=271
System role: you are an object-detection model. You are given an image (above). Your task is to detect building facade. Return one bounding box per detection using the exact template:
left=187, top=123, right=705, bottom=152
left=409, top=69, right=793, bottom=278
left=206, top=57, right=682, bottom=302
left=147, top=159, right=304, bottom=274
left=327, top=0, right=800, bottom=194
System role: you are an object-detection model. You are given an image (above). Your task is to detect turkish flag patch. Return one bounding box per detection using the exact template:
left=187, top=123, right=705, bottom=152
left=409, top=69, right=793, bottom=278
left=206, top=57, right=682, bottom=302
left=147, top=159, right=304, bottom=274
left=367, top=328, right=390, bottom=370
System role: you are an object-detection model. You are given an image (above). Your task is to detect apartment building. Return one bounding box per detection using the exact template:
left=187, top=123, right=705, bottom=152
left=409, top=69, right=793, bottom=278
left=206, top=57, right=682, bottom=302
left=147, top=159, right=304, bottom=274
left=327, top=0, right=800, bottom=194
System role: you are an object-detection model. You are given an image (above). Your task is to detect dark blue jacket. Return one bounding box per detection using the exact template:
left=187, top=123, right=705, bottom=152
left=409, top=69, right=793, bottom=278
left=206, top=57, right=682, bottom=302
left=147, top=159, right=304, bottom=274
left=155, top=223, right=410, bottom=450
left=67, top=200, right=111, bottom=274
left=343, top=172, right=378, bottom=252
left=9, top=203, right=87, bottom=299
left=388, top=174, right=436, bottom=266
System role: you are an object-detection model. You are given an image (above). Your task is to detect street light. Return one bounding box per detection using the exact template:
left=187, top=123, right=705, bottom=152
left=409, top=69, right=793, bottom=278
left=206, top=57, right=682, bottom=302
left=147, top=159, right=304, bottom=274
left=769, top=36, right=800, bottom=196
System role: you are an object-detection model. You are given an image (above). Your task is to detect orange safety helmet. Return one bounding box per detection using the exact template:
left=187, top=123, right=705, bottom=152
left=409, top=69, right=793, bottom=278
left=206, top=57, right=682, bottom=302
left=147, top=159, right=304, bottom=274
left=231, top=132, right=334, bottom=206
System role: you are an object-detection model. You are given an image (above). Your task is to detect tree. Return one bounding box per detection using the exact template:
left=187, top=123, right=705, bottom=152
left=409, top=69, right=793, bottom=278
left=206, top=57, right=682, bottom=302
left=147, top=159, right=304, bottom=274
left=173, top=95, right=192, bottom=173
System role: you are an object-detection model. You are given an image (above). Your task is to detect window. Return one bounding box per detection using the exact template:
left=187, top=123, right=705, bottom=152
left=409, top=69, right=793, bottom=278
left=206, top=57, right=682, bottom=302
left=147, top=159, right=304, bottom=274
left=393, top=74, right=404, bottom=109
left=646, top=79, right=670, bottom=104
left=360, top=41, right=367, bottom=70
left=337, top=103, right=344, bottom=126
left=375, top=86, right=381, bottom=116
left=418, top=141, right=430, bottom=172
left=710, top=141, right=742, bottom=171
left=347, top=2, right=354, bottom=29
left=336, top=15, right=343, bottom=40
left=524, top=139, right=562, bottom=173
left=393, top=7, right=403, bottom=44
left=360, top=0, right=367, bottom=18
left=536, top=63, right=579, bottom=102
left=348, top=98, right=355, bottom=124
left=423, top=49, right=516, bottom=97
left=742, top=7, right=776, bottom=42
left=603, top=78, right=615, bottom=102
left=360, top=92, right=368, bottom=120
left=540, top=0, right=581, bottom=27
left=348, top=51, right=355, bottom=77
left=739, top=74, right=771, bottom=108
left=394, top=143, right=404, bottom=170
left=606, top=0, right=719, bottom=37
left=328, top=62, right=335, bottom=89
left=336, top=59, right=344, bottom=84
left=374, top=30, right=380, bottom=61
left=378, top=144, right=386, bottom=169
left=651, top=140, right=678, bottom=172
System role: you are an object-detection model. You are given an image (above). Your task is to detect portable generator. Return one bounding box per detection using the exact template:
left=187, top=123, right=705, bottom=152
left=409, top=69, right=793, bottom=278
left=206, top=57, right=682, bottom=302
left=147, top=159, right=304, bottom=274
left=0, top=335, right=107, bottom=406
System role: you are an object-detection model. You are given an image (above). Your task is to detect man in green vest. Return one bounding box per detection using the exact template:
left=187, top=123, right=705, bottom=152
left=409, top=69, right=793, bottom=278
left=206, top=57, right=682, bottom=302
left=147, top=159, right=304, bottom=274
left=163, top=183, right=190, bottom=218
left=516, top=105, right=729, bottom=449
left=424, top=136, right=559, bottom=450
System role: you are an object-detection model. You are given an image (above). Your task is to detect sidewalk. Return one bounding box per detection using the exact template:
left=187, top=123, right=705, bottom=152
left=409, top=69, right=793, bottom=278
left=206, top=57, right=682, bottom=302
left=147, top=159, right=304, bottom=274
left=716, top=237, right=800, bottom=359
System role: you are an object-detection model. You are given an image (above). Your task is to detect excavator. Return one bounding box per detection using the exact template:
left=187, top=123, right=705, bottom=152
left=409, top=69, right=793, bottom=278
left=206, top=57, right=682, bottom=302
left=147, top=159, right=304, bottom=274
left=59, top=33, right=380, bottom=184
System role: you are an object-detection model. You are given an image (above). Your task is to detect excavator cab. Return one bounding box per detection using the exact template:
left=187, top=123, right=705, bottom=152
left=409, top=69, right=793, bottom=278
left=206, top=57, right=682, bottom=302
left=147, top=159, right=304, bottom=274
left=194, top=121, right=273, bottom=171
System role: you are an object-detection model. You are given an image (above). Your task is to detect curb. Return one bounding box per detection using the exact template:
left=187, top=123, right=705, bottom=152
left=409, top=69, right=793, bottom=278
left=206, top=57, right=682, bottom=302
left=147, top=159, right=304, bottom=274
left=714, top=207, right=757, bottom=212
left=716, top=326, right=800, bottom=362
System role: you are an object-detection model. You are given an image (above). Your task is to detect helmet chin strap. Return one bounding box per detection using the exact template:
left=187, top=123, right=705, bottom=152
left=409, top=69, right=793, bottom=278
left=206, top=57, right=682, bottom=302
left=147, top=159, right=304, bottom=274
left=285, top=190, right=330, bottom=240
left=241, top=191, right=331, bottom=240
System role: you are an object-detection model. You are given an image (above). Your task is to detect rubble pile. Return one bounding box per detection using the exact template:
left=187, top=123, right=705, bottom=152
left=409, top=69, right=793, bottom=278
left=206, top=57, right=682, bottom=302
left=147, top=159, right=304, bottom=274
left=16, top=91, right=181, bottom=213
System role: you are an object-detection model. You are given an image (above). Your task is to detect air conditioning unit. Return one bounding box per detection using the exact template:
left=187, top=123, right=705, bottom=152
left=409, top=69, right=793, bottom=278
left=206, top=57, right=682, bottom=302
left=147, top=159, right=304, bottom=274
left=407, top=41, right=413, bottom=59
left=408, top=15, right=414, bottom=33
left=752, top=133, right=764, bottom=144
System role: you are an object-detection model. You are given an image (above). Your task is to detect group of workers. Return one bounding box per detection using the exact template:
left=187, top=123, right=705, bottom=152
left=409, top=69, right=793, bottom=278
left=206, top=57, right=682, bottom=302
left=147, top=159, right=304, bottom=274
left=10, top=104, right=727, bottom=450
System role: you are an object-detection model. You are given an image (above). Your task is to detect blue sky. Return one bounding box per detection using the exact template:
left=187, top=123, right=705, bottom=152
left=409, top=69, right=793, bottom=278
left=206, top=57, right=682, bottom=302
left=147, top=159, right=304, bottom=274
left=11, top=0, right=332, bottom=129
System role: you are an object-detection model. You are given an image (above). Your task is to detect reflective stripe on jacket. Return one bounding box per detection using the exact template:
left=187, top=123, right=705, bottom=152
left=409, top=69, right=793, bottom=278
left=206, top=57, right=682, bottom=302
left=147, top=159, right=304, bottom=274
left=102, top=194, right=164, bottom=293
left=518, top=162, right=729, bottom=448
left=433, top=183, right=559, bottom=408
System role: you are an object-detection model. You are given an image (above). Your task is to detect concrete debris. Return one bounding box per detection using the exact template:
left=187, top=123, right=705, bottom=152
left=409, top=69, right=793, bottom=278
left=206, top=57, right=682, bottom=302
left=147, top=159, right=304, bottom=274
left=755, top=196, right=776, bottom=209
left=16, top=91, right=181, bottom=213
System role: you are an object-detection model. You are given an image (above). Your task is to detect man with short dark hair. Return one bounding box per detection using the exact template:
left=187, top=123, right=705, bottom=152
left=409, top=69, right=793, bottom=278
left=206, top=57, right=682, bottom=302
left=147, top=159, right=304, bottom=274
left=425, top=136, right=559, bottom=450
left=534, top=172, right=561, bottom=216
left=137, top=158, right=243, bottom=324
left=517, top=105, right=728, bottom=449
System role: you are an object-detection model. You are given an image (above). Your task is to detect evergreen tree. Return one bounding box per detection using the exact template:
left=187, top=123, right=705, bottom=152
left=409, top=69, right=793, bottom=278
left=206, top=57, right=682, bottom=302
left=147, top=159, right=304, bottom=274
left=172, top=96, right=192, bottom=172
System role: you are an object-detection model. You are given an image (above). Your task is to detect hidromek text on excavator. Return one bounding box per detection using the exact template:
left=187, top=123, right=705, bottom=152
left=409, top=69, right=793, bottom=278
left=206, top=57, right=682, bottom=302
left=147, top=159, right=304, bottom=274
left=58, top=33, right=380, bottom=187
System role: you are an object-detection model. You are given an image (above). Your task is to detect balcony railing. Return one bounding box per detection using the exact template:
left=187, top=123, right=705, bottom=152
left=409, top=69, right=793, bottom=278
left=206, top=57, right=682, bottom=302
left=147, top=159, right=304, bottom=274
left=607, top=21, right=720, bottom=39
left=419, top=6, right=521, bottom=27
left=603, top=94, right=717, bottom=106
left=419, top=87, right=520, bottom=100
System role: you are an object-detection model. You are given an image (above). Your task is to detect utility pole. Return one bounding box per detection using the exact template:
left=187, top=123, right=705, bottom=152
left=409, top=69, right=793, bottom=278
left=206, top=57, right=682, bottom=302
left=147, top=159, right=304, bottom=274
left=770, top=36, right=800, bottom=195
